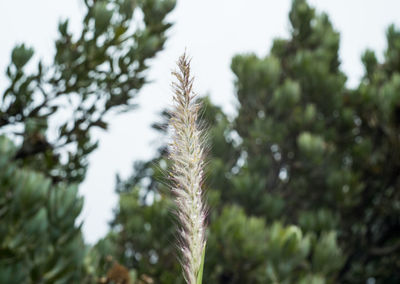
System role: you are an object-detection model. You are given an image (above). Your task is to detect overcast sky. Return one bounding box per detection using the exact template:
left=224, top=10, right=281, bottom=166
left=1, top=0, right=400, bottom=244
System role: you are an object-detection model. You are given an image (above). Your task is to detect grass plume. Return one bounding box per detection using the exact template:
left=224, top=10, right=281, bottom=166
left=169, top=53, right=207, bottom=284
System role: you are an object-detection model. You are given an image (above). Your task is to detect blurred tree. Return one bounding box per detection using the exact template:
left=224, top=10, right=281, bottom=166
left=0, top=0, right=175, bottom=282
left=1, top=0, right=175, bottom=183
left=0, top=136, right=86, bottom=283
left=109, top=0, right=400, bottom=283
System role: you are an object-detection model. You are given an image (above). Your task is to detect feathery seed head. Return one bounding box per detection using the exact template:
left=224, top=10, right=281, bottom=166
left=169, top=53, right=207, bottom=284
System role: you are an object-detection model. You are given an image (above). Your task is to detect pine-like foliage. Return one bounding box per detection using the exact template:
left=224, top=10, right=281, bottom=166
left=0, top=136, right=85, bottom=283
left=110, top=0, right=400, bottom=283
left=0, top=0, right=176, bottom=282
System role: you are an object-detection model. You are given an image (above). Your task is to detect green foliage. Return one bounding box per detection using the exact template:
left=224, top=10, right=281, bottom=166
left=11, top=44, right=34, bottom=69
left=109, top=0, right=400, bottom=283
left=1, top=0, right=175, bottom=183
left=0, top=136, right=86, bottom=283
left=0, top=0, right=175, bottom=282
left=3, top=0, right=398, bottom=282
left=205, top=206, right=342, bottom=283
left=111, top=177, right=183, bottom=283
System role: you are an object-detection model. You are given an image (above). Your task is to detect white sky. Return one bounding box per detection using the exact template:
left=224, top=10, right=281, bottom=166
left=1, top=0, right=399, bottom=244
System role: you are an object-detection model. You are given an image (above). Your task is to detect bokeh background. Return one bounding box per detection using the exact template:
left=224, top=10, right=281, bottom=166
left=1, top=0, right=400, bottom=283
